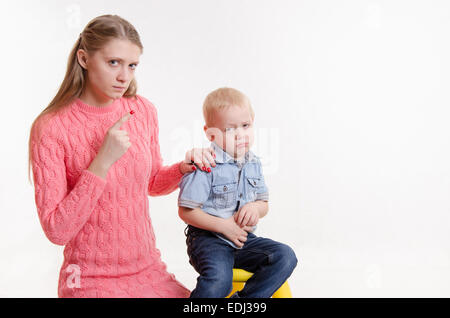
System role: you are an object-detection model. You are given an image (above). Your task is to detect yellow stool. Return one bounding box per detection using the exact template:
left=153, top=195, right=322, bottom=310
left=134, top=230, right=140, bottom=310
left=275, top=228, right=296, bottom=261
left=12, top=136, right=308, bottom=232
left=226, top=268, right=292, bottom=298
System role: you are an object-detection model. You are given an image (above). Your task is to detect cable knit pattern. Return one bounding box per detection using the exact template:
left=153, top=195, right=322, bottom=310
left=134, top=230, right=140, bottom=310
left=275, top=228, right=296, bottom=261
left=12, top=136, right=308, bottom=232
left=31, top=95, right=190, bottom=298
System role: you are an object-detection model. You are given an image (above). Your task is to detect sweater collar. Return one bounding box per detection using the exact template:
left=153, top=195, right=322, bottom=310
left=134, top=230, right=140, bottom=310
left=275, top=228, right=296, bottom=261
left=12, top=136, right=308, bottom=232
left=73, top=97, right=122, bottom=115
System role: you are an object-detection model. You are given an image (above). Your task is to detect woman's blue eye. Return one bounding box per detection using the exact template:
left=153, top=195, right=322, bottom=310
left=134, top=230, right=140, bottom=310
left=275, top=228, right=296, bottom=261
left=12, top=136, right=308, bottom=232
left=130, top=64, right=137, bottom=70
left=243, top=124, right=249, bottom=128
left=109, top=60, right=118, bottom=66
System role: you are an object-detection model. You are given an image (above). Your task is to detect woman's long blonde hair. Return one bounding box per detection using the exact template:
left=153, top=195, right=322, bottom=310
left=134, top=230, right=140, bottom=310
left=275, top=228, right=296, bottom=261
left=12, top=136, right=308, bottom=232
left=28, top=14, right=143, bottom=184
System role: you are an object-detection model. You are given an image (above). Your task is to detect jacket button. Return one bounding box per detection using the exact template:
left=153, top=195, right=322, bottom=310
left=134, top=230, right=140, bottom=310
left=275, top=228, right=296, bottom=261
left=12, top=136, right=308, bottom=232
left=253, top=181, right=257, bottom=185
left=223, top=186, right=227, bottom=191
left=239, top=193, right=243, bottom=198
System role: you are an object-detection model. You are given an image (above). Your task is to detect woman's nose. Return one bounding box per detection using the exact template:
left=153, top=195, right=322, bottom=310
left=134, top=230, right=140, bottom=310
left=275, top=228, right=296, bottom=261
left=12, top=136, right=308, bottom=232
left=117, top=67, right=129, bottom=82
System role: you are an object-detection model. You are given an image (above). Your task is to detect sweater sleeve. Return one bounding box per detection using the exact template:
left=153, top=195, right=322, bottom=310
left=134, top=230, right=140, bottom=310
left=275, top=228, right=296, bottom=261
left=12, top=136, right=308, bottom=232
left=144, top=98, right=184, bottom=196
left=31, top=119, right=107, bottom=246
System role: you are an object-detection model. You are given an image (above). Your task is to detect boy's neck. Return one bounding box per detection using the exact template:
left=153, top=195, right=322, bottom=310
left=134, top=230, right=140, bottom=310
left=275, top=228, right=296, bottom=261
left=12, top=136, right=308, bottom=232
left=212, top=142, right=249, bottom=162
left=233, top=154, right=246, bottom=162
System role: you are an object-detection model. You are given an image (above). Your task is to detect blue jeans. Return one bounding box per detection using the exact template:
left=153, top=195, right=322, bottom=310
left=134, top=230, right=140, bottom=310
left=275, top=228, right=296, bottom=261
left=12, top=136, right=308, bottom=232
left=185, top=225, right=298, bottom=298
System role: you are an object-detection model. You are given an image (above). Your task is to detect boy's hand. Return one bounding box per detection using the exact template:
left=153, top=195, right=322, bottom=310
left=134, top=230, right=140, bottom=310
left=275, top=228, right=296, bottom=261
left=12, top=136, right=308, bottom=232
left=221, top=217, right=253, bottom=248
left=234, top=202, right=260, bottom=227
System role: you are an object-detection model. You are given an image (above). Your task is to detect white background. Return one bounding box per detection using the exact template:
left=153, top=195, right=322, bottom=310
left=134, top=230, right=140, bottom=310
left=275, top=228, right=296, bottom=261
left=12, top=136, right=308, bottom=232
left=1, top=0, right=450, bottom=297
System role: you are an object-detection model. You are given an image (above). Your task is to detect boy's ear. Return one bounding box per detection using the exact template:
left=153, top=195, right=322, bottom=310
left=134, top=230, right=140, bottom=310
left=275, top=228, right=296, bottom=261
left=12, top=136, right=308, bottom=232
left=204, top=125, right=221, bottom=142
left=204, top=125, right=214, bottom=141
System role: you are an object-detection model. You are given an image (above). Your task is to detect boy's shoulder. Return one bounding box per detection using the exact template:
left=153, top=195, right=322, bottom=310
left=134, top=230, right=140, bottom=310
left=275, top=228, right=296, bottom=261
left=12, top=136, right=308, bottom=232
left=179, top=168, right=213, bottom=188
left=244, top=152, right=264, bottom=171
left=245, top=150, right=262, bottom=164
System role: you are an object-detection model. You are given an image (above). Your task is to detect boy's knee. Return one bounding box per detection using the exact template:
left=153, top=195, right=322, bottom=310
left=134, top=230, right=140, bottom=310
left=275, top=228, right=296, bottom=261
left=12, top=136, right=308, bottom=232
left=274, top=244, right=298, bottom=273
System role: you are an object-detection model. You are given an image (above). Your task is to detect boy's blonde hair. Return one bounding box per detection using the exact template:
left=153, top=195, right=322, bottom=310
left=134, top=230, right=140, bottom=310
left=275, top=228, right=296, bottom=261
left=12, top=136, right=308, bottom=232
left=203, top=87, right=255, bottom=127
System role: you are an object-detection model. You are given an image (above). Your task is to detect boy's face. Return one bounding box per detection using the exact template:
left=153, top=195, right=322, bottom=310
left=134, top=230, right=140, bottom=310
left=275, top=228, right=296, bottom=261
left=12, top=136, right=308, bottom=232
left=205, top=104, right=255, bottom=159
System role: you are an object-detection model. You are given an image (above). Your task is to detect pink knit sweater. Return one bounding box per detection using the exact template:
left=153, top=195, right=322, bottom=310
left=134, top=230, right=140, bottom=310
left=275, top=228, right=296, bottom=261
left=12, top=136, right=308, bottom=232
left=31, top=95, right=190, bottom=298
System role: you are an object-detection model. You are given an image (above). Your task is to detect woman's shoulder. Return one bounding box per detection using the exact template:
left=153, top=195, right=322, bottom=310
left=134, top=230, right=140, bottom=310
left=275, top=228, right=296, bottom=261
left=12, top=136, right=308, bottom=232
left=30, top=112, right=69, bottom=155
left=132, top=94, right=156, bottom=111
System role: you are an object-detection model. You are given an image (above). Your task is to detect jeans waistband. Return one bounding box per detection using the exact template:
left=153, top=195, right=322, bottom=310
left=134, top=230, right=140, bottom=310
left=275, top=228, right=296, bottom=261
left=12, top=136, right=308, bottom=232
left=184, top=225, right=211, bottom=237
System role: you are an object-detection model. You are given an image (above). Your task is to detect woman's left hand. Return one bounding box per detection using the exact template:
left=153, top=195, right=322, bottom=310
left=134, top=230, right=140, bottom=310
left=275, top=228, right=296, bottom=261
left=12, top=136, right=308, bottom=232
left=179, top=147, right=217, bottom=174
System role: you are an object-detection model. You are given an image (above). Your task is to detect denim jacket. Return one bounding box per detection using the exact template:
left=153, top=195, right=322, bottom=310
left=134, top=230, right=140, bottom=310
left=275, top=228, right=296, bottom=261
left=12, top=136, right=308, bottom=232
left=178, top=142, right=269, bottom=248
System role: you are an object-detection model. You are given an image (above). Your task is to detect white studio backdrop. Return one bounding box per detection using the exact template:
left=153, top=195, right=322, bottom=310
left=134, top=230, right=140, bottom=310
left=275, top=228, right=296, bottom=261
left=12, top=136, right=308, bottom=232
left=1, top=0, right=450, bottom=297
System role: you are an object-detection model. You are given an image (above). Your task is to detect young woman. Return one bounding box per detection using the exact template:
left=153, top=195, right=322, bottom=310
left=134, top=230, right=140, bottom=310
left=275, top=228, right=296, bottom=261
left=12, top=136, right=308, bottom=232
left=28, top=14, right=216, bottom=297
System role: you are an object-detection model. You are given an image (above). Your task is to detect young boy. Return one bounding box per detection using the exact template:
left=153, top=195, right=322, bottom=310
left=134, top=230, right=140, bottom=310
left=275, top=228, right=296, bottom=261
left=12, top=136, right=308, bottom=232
left=178, top=87, right=297, bottom=298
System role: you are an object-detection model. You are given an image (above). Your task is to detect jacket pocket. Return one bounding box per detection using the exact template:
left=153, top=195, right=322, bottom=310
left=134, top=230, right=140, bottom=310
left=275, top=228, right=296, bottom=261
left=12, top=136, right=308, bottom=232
left=247, top=177, right=262, bottom=188
left=246, top=177, right=262, bottom=201
left=212, top=182, right=237, bottom=209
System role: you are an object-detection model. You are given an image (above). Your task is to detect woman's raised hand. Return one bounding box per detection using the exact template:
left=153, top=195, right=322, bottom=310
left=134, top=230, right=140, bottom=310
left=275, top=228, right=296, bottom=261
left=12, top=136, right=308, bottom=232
left=88, top=111, right=133, bottom=178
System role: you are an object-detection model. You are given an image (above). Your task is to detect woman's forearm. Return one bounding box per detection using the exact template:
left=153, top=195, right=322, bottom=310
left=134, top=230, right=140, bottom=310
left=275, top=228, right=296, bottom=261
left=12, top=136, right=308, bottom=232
left=88, top=155, right=111, bottom=180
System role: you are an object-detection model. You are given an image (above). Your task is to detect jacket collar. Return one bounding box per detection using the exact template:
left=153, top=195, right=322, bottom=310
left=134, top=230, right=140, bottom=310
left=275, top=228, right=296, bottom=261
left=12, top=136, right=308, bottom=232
left=211, top=141, right=258, bottom=164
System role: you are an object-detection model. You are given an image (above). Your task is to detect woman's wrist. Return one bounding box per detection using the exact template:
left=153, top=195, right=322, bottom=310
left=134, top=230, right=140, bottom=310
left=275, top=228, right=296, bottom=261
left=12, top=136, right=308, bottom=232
left=179, top=160, right=196, bottom=175
left=88, top=156, right=111, bottom=180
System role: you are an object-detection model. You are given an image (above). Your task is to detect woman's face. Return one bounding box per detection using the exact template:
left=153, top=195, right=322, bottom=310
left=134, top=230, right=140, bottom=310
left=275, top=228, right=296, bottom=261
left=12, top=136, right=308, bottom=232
left=78, top=39, right=141, bottom=102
